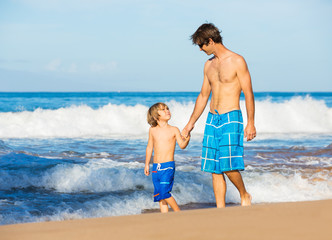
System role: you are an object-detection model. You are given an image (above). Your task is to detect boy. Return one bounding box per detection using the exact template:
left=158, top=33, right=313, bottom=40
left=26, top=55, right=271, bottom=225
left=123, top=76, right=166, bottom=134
left=145, top=102, right=190, bottom=213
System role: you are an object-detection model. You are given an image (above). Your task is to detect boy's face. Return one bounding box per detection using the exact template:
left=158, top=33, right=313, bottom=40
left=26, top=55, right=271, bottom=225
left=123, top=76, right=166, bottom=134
left=157, top=105, right=171, bottom=121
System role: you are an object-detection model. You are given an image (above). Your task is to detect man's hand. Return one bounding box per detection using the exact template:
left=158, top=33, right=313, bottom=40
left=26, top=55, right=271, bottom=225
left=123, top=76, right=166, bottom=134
left=244, top=124, right=256, bottom=141
left=144, top=165, right=150, bottom=176
left=181, top=123, right=194, bottom=138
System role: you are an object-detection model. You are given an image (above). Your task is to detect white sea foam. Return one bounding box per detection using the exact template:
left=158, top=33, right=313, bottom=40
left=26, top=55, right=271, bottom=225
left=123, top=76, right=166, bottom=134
left=0, top=96, right=331, bottom=139
left=41, top=159, right=149, bottom=193
left=253, top=96, right=332, bottom=134
left=1, top=156, right=331, bottom=225
left=1, top=158, right=331, bottom=202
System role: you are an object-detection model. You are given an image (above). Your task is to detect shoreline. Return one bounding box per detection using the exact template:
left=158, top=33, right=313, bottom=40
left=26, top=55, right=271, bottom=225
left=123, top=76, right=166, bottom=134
left=1, top=199, right=331, bottom=240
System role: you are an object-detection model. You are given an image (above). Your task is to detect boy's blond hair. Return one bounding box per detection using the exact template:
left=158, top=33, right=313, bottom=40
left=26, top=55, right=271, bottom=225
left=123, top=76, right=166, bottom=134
left=147, top=102, right=168, bottom=127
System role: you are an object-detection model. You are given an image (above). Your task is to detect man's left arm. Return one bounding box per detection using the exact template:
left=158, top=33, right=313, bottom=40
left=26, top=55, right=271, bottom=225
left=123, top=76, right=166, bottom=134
left=236, top=56, right=256, bottom=141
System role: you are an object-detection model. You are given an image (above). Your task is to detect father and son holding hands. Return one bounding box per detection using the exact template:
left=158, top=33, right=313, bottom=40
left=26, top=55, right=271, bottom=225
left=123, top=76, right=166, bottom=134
left=145, top=23, right=256, bottom=212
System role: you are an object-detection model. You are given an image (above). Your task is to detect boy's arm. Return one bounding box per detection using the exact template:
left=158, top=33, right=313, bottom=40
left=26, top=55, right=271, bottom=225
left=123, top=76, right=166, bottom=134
left=145, top=128, right=153, bottom=176
left=175, top=127, right=190, bottom=149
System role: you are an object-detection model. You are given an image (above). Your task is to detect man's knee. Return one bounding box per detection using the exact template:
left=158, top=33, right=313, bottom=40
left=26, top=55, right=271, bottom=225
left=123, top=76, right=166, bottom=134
left=224, top=170, right=240, bottom=177
left=212, top=173, right=225, bottom=181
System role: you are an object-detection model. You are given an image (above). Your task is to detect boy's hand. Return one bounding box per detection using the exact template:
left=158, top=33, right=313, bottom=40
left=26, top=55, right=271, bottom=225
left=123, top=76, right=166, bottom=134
left=183, top=133, right=190, bottom=142
left=181, top=123, right=194, bottom=138
left=180, top=134, right=187, bottom=141
left=144, top=165, right=150, bottom=176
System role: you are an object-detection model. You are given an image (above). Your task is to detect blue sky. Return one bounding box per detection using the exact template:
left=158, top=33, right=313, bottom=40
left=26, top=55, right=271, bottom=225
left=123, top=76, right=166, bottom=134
left=0, top=0, right=331, bottom=92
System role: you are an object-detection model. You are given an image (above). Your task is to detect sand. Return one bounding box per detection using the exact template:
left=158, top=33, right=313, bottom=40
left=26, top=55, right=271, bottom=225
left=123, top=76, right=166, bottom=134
left=1, top=199, right=331, bottom=240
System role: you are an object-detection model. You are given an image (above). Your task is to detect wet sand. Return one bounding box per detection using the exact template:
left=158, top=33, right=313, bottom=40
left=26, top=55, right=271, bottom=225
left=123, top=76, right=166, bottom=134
left=1, top=199, right=331, bottom=240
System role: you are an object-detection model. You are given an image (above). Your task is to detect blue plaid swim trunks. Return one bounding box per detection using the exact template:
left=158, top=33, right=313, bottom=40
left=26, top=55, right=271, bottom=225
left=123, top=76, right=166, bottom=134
left=201, top=110, right=245, bottom=174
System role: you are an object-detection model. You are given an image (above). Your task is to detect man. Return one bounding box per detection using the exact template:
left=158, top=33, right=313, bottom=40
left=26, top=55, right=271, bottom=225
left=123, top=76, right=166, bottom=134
left=182, top=23, right=256, bottom=207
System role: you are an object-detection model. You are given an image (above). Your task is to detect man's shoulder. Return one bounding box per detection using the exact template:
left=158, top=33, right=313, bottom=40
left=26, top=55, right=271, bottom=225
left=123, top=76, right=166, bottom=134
left=204, top=57, right=214, bottom=69
left=229, top=51, right=245, bottom=63
left=205, top=56, right=215, bottom=64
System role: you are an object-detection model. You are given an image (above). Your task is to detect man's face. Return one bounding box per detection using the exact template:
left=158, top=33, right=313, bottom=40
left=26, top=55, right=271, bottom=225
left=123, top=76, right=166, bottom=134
left=199, top=41, right=213, bottom=55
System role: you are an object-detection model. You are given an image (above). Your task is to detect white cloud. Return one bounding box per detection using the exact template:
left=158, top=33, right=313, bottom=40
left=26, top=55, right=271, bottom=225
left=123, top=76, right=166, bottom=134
left=45, top=59, right=61, bottom=71
left=68, top=63, right=78, bottom=73
left=89, top=61, right=117, bottom=73
left=45, top=60, right=79, bottom=73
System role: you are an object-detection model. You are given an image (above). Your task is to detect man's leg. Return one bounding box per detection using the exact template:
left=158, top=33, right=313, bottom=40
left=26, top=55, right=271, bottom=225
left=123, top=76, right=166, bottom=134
left=165, top=196, right=180, bottom=212
left=224, top=170, right=251, bottom=206
left=212, top=173, right=227, bottom=208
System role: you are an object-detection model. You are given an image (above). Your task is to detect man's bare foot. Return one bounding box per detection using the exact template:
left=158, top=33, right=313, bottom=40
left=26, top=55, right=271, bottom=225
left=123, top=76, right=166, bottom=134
left=241, top=193, right=252, bottom=206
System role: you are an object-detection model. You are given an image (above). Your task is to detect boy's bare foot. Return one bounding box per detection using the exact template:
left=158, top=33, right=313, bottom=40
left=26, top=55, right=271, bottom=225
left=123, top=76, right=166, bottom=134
left=241, top=193, right=252, bottom=206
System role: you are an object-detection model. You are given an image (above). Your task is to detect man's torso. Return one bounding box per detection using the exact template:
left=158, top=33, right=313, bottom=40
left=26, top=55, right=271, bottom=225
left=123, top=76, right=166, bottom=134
left=206, top=51, right=242, bottom=114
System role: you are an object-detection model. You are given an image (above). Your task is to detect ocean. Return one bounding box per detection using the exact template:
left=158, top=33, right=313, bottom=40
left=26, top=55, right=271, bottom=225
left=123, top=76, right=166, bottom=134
left=0, top=92, right=331, bottom=225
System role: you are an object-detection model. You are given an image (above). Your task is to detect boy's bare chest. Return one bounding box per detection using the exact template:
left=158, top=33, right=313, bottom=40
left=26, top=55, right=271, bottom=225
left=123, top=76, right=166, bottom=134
left=153, top=129, right=175, bottom=143
left=154, top=133, right=175, bottom=143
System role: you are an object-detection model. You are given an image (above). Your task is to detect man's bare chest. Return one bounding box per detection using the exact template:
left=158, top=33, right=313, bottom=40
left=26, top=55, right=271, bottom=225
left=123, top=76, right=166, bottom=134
left=206, top=62, right=237, bottom=83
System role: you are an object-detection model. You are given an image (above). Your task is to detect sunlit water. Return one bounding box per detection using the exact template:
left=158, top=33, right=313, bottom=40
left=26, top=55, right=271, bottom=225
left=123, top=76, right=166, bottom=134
left=0, top=92, right=331, bottom=225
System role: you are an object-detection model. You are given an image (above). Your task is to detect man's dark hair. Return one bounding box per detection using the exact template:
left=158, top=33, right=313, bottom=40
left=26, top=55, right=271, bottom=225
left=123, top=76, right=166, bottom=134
left=191, top=23, right=223, bottom=46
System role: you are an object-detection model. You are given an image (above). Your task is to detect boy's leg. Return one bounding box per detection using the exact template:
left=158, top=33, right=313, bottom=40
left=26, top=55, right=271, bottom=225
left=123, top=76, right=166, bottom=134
left=159, top=200, right=169, bottom=213
left=165, top=196, right=180, bottom=212
left=212, top=173, right=227, bottom=208
left=224, top=170, right=251, bottom=206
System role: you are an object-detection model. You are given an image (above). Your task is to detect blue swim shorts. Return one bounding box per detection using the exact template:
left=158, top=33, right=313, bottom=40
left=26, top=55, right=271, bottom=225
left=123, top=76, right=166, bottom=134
left=152, top=161, right=175, bottom=202
left=201, top=110, right=245, bottom=174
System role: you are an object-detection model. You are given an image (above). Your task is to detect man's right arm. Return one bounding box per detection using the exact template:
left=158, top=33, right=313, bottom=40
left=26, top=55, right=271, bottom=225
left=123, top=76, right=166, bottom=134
left=182, top=63, right=211, bottom=137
